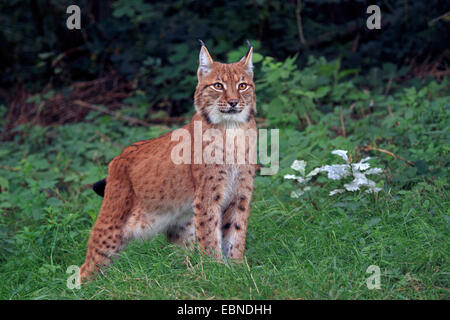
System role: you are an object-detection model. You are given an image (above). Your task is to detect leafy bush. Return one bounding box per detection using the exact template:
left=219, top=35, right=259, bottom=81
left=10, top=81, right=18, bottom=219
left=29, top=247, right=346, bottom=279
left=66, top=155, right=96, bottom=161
left=1, top=0, right=448, bottom=117
left=253, top=54, right=449, bottom=196
left=257, top=55, right=363, bottom=126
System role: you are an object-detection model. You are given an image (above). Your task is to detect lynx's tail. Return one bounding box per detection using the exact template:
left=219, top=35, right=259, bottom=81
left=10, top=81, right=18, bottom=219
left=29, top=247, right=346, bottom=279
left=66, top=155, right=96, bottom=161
left=92, top=179, right=106, bottom=197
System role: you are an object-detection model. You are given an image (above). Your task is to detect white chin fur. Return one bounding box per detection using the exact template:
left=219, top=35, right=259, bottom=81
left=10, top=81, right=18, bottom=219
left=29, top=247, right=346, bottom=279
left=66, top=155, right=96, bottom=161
left=206, top=105, right=249, bottom=128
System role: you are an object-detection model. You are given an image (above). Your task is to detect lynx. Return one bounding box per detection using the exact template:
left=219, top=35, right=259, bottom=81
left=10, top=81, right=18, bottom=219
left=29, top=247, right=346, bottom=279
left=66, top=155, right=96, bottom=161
left=80, top=42, right=257, bottom=281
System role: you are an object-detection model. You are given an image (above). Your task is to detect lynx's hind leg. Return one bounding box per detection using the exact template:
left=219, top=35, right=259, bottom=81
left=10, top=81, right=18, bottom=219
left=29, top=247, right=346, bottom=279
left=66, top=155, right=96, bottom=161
left=80, top=159, right=134, bottom=281
left=166, top=214, right=196, bottom=249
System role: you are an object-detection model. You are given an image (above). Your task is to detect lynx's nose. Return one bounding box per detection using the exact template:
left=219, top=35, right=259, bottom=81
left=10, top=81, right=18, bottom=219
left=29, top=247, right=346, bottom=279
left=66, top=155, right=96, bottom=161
left=228, top=99, right=238, bottom=108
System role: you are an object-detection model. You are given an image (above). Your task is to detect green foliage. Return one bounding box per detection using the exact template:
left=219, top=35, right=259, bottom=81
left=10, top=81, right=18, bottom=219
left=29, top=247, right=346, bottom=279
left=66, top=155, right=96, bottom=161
left=0, top=52, right=448, bottom=298
left=1, top=0, right=448, bottom=114
left=256, top=55, right=449, bottom=192
left=257, top=55, right=363, bottom=126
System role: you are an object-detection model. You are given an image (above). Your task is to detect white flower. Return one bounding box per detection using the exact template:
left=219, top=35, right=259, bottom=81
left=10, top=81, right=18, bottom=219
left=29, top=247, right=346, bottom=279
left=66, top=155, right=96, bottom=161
left=291, top=160, right=306, bottom=175
left=284, top=150, right=383, bottom=198
left=352, top=162, right=370, bottom=171
left=344, top=172, right=378, bottom=192
left=365, top=168, right=383, bottom=175
left=306, top=167, right=321, bottom=178
left=329, top=189, right=345, bottom=196
left=331, top=150, right=349, bottom=163
left=320, top=164, right=351, bottom=180
left=365, top=187, right=382, bottom=193
left=296, top=176, right=308, bottom=184
left=290, top=189, right=304, bottom=198
left=343, top=180, right=361, bottom=191
left=290, top=186, right=312, bottom=198
left=285, top=160, right=312, bottom=197
left=283, top=174, right=309, bottom=184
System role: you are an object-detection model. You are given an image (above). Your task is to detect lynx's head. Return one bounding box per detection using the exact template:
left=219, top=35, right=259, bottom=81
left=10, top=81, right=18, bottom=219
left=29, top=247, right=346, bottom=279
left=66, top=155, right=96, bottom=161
left=194, top=42, right=256, bottom=126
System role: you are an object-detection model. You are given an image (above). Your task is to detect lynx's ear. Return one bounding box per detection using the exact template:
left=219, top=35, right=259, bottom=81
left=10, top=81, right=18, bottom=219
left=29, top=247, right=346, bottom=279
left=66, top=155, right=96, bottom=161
left=198, top=40, right=214, bottom=79
left=240, top=40, right=253, bottom=76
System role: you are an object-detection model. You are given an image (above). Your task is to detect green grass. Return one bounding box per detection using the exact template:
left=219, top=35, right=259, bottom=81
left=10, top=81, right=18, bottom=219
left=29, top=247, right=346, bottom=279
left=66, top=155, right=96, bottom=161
left=0, top=75, right=448, bottom=300
left=0, top=176, right=448, bottom=299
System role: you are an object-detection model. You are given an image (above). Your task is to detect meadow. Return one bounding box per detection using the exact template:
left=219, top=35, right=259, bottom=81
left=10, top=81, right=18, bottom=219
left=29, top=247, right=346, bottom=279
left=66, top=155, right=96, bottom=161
left=0, top=54, right=448, bottom=299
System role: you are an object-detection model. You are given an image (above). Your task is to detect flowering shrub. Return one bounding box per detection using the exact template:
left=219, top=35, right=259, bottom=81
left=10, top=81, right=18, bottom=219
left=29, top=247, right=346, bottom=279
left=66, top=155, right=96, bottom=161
left=284, top=150, right=383, bottom=198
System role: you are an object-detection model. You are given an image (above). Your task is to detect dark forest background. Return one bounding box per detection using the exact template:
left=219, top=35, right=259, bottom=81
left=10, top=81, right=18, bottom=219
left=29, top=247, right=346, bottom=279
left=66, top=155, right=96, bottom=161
left=0, top=0, right=448, bottom=132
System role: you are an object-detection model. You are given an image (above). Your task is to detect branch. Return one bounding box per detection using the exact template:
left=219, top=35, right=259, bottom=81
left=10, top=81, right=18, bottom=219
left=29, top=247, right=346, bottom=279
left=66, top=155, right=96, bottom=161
left=428, top=11, right=450, bottom=25
left=74, top=100, right=187, bottom=126
left=362, top=145, right=415, bottom=166
left=295, top=0, right=308, bottom=47
left=339, top=106, right=346, bottom=138
left=0, top=165, right=21, bottom=172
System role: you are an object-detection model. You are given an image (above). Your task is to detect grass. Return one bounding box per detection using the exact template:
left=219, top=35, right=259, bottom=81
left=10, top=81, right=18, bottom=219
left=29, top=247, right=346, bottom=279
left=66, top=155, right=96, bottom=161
left=0, top=124, right=448, bottom=299
left=0, top=179, right=448, bottom=299
left=0, top=75, right=448, bottom=300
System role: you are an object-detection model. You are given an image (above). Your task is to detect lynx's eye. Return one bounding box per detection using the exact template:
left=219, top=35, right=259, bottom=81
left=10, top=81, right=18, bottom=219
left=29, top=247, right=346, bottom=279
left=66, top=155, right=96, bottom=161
left=212, top=83, right=224, bottom=90
left=238, top=83, right=248, bottom=90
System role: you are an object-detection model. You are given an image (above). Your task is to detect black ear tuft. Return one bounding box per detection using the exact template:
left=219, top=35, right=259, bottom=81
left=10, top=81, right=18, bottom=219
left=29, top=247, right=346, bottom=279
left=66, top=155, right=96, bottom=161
left=93, top=179, right=106, bottom=197
left=198, top=39, right=206, bottom=47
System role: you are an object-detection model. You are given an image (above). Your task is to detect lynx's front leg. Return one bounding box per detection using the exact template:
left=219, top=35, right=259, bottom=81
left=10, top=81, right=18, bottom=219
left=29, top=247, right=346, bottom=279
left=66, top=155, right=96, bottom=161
left=221, top=166, right=255, bottom=260
left=192, top=168, right=231, bottom=259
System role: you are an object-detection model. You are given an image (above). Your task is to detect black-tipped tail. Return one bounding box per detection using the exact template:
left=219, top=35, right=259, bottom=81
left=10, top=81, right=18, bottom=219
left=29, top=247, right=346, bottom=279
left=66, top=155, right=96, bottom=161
left=93, top=179, right=106, bottom=197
